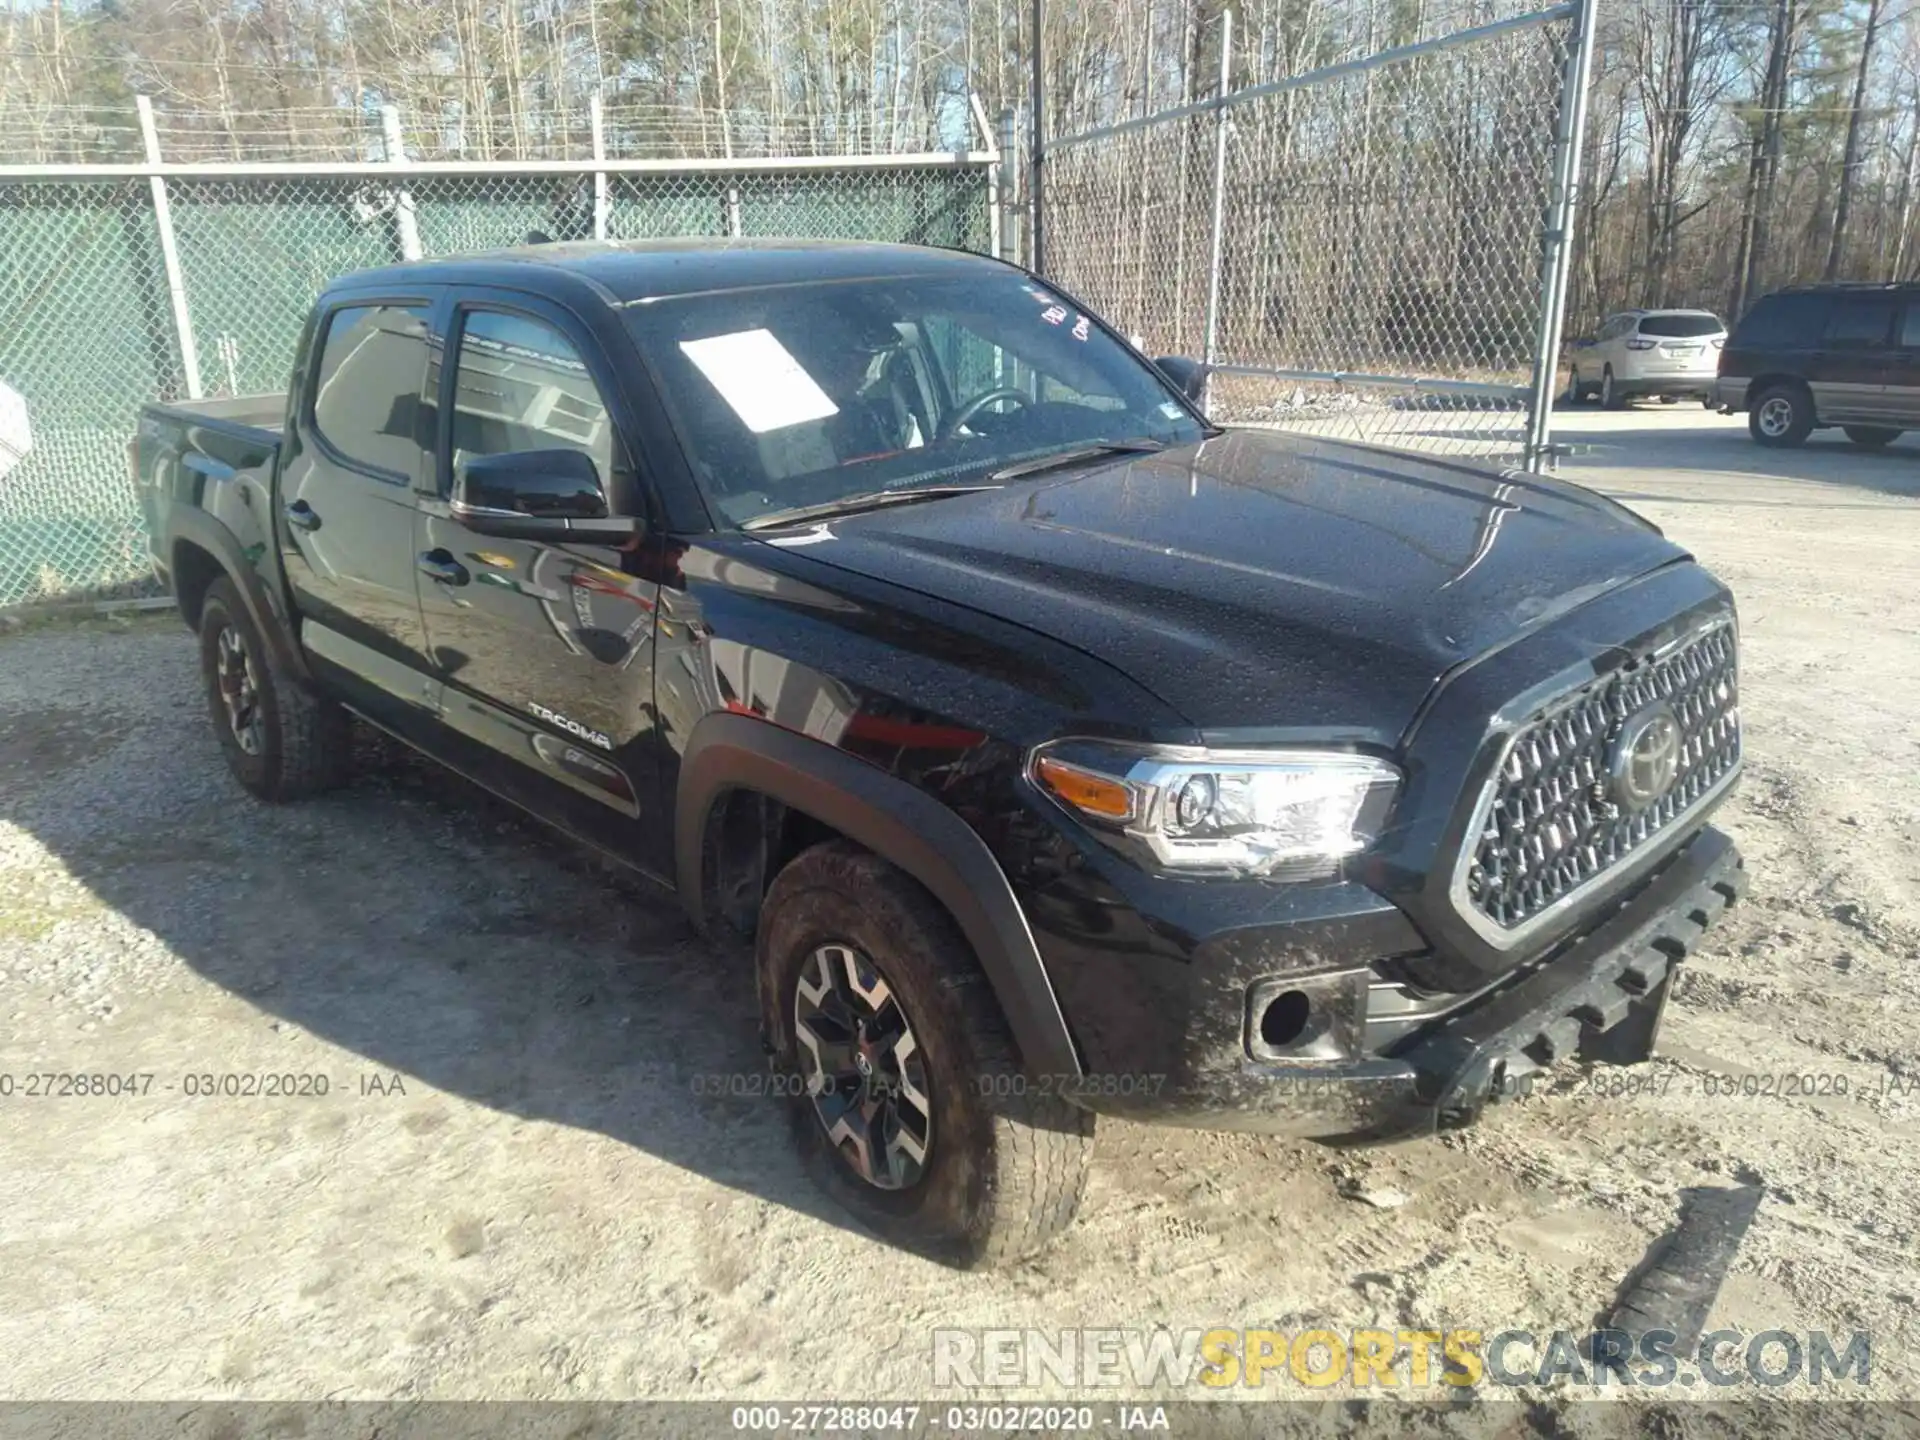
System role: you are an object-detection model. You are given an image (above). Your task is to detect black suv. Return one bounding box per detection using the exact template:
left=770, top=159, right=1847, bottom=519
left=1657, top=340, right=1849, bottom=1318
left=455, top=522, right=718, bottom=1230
left=1715, top=281, right=1920, bottom=448
left=137, top=240, right=1746, bottom=1265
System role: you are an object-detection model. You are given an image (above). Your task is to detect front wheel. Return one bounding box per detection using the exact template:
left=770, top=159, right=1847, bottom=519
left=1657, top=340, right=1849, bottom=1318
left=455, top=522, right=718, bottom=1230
left=1564, top=368, right=1587, bottom=405
left=198, top=576, right=353, bottom=801
left=757, top=841, right=1094, bottom=1267
left=1844, top=425, right=1902, bottom=449
left=1749, top=385, right=1815, bottom=448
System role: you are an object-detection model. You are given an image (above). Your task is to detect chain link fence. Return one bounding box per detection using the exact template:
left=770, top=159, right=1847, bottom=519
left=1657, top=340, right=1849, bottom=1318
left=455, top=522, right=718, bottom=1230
left=1040, top=1, right=1595, bottom=470
left=0, top=135, right=995, bottom=607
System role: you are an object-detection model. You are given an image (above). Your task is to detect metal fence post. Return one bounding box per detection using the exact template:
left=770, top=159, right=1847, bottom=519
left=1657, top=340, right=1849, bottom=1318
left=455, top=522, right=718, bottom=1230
left=1199, top=9, right=1233, bottom=417
left=1030, top=0, right=1045, bottom=275
left=379, top=103, right=424, bottom=261
left=589, top=91, right=610, bottom=240
left=134, top=96, right=202, bottom=401
left=1524, top=0, right=1599, bottom=472
left=998, top=107, right=1022, bottom=265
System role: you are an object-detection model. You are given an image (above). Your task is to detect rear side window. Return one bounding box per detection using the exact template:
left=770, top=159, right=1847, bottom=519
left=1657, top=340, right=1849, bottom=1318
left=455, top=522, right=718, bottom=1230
left=1901, top=305, right=1920, bottom=348
left=449, top=310, right=614, bottom=483
left=1732, top=293, right=1829, bottom=348
left=1636, top=313, right=1723, bottom=338
left=311, top=304, right=433, bottom=476
left=1823, top=295, right=1896, bottom=349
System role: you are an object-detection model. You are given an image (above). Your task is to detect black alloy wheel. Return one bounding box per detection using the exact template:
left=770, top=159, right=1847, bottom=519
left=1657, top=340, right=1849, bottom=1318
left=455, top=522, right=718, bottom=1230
left=792, top=941, right=934, bottom=1190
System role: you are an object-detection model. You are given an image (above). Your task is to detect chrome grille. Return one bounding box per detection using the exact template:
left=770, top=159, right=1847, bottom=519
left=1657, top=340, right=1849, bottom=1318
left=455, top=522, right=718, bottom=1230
left=1462, top=619, right=1740, bottom=933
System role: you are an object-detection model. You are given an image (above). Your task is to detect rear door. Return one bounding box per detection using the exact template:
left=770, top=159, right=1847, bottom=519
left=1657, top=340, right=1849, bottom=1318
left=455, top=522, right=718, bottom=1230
left=1886, top=298, right=1920, bottom=427
left=1814, top=292, right=1899, bottom=422
left=278, top=290, right=443, bottom=724
left=412, top=288, right=668, bottom=863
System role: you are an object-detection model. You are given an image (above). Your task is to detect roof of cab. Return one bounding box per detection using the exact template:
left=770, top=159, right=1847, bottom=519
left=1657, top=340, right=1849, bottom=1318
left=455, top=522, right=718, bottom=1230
left=327, top=237, right=1010, bottom=306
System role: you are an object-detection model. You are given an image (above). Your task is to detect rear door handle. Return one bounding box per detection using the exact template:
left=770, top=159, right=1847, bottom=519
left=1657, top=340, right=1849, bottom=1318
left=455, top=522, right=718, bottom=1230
left=284, top=499, right=320, bottom=532
left=417, top=549, right=469, bottom=586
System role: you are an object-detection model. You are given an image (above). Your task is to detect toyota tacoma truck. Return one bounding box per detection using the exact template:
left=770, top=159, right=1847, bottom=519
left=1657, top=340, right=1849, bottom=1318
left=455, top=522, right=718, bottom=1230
left=136, top=239, right=1746, bottom=1266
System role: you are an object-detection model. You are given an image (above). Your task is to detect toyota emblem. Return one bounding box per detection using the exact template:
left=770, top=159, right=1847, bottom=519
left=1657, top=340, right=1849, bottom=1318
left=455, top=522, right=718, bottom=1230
left=1607, top=702, right=1682, bottom=812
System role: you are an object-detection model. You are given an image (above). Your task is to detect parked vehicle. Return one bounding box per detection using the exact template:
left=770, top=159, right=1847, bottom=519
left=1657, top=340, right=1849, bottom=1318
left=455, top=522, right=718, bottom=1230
left=1713, top=282, right=1920, bottom=449
left=1566, top=309, right=1728, bottom=408
left=137, top=239, right=1747, bottom=1266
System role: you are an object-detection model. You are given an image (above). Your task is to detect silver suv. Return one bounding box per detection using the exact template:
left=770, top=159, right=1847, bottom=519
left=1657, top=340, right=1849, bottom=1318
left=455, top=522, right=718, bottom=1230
left=1566, top=309, right=1728, bottom=409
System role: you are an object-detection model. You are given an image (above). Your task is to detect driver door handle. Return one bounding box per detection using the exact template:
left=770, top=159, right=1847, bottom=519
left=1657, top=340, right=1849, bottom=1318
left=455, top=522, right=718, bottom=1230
left=417, top=549, right=469, bottom=586
left=284, top=499, right=320, bottom=532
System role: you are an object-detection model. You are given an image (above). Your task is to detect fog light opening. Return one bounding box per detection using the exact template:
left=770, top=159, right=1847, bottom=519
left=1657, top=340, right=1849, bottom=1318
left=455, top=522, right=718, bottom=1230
left=1259, top=989, right=1314, bottom=1051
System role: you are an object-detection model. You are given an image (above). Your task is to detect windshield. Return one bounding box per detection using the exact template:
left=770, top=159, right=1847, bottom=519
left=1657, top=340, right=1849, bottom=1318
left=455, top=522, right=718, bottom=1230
left=623, top=271, right=1207, bottom=528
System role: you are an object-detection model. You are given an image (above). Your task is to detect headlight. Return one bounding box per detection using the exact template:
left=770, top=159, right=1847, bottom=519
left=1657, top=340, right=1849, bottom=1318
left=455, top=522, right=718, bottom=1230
left=1028, top=741, right=1400, bottom=879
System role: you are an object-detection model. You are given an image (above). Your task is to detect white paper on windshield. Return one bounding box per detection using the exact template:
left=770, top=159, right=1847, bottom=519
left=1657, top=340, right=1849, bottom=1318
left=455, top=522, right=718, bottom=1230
left=679, top=328, right=839, bottom=434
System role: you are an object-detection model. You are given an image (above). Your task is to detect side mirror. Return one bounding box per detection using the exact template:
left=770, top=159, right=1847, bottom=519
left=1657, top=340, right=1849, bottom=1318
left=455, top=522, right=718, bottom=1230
left=452, top=449, right=641, bottom=541
left=1153, top=355, right=1208, bottom=406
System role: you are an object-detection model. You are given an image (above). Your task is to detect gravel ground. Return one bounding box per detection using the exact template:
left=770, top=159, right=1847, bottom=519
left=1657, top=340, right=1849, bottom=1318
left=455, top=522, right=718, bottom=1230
left=1, top=412, right=1917, bottom=1422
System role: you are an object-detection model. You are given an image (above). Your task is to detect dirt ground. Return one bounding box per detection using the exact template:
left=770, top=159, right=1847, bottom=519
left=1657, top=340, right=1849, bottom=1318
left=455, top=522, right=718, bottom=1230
left=1, top=409, right=1917, bottom=1420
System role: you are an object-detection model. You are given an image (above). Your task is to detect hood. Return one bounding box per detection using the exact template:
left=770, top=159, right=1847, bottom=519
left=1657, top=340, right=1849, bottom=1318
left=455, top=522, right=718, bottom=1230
left=753, top=430, right=1686, bottom=739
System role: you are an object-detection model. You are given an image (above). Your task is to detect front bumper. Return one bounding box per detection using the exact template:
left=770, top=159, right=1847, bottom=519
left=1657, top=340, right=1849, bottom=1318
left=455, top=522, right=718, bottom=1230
left=1065, top=825, right=1745, bottom=1141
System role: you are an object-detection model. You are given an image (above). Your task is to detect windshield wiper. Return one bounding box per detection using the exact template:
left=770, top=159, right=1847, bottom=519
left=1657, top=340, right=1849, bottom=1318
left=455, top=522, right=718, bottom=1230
left=741, top=484, right=1001, bottom=532
left=989, top=438, right=1167, bottom=483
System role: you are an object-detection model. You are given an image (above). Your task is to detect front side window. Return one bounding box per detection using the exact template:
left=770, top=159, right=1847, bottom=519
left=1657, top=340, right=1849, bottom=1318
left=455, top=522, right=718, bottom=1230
left=625, top=272, right=1205, bottom=528
left=311, top=303, right=432, bottom=476
left=449, top=310, right=614, bottom=485
left=1824, top=295, right=1896, bottom=349
left=1899, top=304, right=1920, bottom=348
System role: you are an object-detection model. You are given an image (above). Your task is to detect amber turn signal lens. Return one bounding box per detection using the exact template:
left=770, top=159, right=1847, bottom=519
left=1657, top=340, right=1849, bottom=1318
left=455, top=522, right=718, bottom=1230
left=1034, top=755, right=1134, bottom=821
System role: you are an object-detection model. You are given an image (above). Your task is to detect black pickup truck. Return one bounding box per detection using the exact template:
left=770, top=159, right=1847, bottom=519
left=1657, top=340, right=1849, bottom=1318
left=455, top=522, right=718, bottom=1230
left=137, top=239, right=1746, bottom=1266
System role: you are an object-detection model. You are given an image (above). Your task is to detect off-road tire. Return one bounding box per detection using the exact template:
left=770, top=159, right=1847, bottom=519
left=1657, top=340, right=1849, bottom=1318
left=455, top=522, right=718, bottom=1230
left=198, top=576, right=353, bottom=801
left=1843, top=425, right=1901, bottom=449
left=1749, top=383, right=1815, bottom=448
left=758, top=841, right=1094, bottom=1267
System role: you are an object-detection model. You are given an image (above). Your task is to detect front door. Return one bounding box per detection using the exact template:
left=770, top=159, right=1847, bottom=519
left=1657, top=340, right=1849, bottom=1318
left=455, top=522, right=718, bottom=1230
left=412, top=294, right=666, bottom=865
left=277, top=295, right=442, bottom=726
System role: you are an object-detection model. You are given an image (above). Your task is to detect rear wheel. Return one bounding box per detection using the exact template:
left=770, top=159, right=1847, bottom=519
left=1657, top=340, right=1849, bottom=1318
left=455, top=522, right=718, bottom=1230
left=1749, top=384, right=1815, bottom=448
left=1601, top=367, right=1626, bottom=410
left=758, top=841, right=1093, bottom=1267
left=1843, top=425, right=1901, bottom=449
left=198, top=576, right=353, bottom=801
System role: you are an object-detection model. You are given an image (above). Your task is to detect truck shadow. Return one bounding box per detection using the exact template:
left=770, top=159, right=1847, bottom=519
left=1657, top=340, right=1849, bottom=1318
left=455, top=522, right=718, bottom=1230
left=0, top=643, right=901, bottom=1255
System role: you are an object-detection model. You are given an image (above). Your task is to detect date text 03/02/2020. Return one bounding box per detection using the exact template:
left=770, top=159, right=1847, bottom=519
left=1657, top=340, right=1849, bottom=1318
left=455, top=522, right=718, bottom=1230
left=730, top=1406, right=1172, bottom=1432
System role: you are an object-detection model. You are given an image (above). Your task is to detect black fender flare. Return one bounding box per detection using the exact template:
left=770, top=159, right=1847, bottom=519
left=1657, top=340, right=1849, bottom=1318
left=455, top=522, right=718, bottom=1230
left=674, top=712, right=1083, bottom=1081
left=167, top=506, right=311, bottom=684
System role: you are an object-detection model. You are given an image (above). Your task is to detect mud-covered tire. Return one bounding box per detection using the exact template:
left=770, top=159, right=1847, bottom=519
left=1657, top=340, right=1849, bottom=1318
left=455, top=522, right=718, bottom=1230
left=198, top=576, right=353, bottom=801
left=757, top=841, right=1094, bottom=1267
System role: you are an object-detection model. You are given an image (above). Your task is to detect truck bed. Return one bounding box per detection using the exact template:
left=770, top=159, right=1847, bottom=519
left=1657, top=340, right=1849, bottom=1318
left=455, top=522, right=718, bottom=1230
left=136, top=394, right=287, bottom=589
left=142, top=393, right=285, bottom=447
